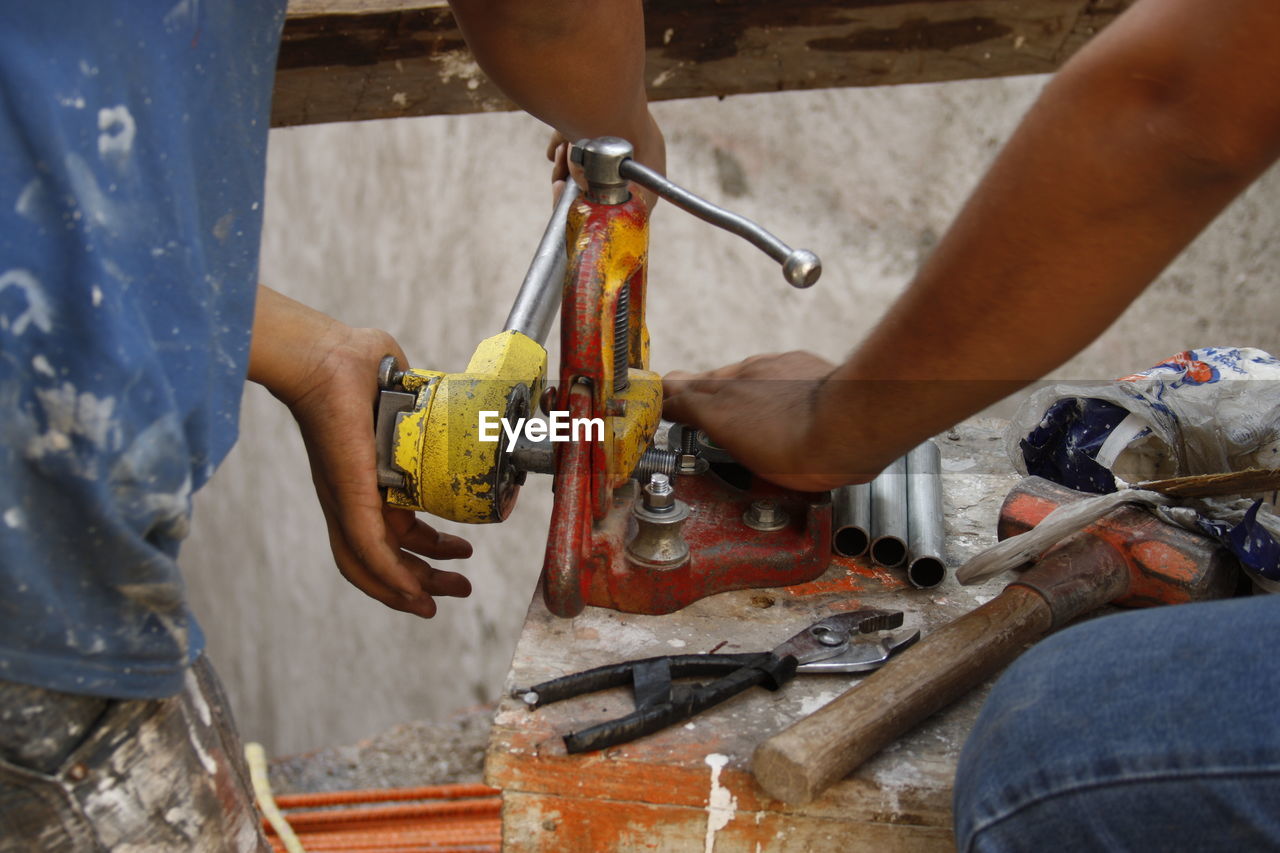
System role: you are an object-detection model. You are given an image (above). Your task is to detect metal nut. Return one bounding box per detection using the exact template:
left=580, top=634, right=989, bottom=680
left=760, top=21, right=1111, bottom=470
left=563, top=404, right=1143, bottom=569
left=643, top=473, right=675, bottom=511
left=674, top=424, right=709, bottom=474
left=744, top=498, right=789, bottom=532
left=676, top=452, right=708, bottom=475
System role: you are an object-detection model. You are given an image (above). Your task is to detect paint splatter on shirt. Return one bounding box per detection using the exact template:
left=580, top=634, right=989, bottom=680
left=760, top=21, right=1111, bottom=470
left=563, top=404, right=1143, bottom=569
left=0, top=0, right=286, bottom=698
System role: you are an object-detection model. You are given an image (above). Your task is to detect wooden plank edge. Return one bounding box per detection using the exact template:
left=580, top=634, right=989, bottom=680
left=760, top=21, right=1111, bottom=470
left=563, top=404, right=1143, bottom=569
left=273, top=0, right=1136, bottom=127
left=500, top=789, right=955, bottom=852
left=482, top=731, right=952, bottom=828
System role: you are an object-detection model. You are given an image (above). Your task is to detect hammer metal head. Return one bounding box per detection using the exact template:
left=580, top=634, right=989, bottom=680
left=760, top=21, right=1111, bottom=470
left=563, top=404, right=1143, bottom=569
left=998, top=476, right=1239, bottom=611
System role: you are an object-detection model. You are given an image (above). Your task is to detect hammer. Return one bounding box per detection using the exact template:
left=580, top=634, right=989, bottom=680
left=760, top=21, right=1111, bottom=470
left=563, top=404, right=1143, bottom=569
left=752, top=476, right=1240, bottom=805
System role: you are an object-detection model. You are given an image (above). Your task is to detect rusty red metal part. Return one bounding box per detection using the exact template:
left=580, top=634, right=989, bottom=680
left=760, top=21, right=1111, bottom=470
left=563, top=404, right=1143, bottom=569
left=997, top=477, right=1239, bottom=608
left=541, top=194, right=833, bottom=617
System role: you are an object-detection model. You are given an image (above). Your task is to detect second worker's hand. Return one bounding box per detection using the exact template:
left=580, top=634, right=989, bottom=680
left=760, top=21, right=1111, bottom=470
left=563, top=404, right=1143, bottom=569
left=248, top=286, right=473, bottom=619
left=663, top=351, right=870, bottom=493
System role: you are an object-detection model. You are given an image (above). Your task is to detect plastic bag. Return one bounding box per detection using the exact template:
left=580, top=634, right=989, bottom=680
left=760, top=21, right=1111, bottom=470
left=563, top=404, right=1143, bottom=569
left=1004, top=346, right=1280, bottom=590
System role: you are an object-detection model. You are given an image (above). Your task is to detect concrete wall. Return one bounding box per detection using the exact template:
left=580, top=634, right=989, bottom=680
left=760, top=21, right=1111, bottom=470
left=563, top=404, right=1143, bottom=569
left=184, top=76, right=1280, bottom=756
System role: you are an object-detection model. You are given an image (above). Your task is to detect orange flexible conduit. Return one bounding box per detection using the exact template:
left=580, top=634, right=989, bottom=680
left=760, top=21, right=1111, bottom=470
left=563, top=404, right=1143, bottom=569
left=261, top=783, right=501, bottom=852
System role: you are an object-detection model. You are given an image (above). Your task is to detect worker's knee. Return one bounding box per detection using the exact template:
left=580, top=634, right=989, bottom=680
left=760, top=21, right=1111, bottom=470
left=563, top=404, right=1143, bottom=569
left=954, top=598, right=1280, bottom=852
left=952, top=624, right=1094, bottom=850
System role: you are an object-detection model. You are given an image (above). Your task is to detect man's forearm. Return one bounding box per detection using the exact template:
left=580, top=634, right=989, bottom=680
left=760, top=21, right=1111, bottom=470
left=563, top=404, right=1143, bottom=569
left=247, top=285, right=350, bottom=408
left=812, top=0, right=1280, bottom=473
left=447, top=0, right=663, bottom=170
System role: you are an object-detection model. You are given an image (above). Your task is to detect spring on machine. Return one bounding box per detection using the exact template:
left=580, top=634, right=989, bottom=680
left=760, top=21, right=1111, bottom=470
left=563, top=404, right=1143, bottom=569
left=613, top=282, right=630, bottom=393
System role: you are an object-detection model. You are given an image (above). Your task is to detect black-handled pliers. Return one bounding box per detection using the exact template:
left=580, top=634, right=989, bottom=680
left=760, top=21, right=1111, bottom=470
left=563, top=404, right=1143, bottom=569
left=513, top=609, right=918, bottom=754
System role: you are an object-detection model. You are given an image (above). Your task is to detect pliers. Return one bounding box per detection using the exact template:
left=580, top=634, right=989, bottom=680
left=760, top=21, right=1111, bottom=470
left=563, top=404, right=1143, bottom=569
left=513, top=609, right=919, bottom=754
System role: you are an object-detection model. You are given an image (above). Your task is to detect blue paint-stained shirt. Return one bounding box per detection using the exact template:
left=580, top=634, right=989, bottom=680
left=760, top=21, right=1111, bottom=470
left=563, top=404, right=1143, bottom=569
left=0, top=1, right=286, bottom=698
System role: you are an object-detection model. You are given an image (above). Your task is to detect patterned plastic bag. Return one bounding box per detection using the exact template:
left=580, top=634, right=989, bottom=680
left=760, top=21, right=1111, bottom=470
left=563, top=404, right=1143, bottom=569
left=1007, top=347, right=1280, bottom=590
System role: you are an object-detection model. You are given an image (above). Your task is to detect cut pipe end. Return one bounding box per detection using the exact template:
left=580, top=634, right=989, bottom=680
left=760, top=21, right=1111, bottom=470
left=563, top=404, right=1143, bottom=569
left=908, top=556, right=946, bottom=589
left=833, top=525, right=870, bottom=558
left=871, top=536, right=907, bottom=568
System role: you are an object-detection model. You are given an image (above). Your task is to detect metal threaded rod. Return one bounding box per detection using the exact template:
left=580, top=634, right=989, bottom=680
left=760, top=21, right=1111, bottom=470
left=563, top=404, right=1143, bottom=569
left=614, top=282, right=630, bottom=393
left=632, top=448, right=678, bottom=482
left=681, top=426, right=697, bottom=456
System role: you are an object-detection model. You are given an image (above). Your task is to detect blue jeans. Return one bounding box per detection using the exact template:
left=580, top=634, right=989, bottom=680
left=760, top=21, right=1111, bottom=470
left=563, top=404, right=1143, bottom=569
left=955, top=595, right=1280, bottom=852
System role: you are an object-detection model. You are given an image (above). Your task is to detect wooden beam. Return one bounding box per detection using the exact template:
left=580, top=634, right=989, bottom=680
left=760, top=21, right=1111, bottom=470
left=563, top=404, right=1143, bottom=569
left=275, top=0, right=1135, bottom=128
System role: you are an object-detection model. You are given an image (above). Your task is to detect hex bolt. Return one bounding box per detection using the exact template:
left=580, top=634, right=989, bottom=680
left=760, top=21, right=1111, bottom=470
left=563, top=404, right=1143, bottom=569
left=753, top=499, right=780, bottom=524
left=628, top=473, right=691, bottom=567
left=643, top=473, right=675, bottom=512
left=744, top=498, right=789, bottom=532
left=675, top=425, right=708, bottom=475
left=682, top=429, right=697, bottom=455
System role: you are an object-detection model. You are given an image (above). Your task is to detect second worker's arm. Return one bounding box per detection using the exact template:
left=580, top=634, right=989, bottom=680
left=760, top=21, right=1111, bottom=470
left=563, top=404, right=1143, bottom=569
left=249, top=285, right=473, bottom=618
left=447, top=0, right=665, bottom=198
left=664, top=0, right=1280, bottom=490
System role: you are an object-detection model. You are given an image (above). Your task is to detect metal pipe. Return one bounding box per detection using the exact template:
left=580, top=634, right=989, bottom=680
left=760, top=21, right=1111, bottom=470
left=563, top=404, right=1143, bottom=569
left=906, top=440, right=947, bottom=589
left=510, top=434, right=555, bottom=476
left=832, top=482, right=872, bottom=558
left=870, top=455, right=908, bottom=568
left=504, top=182, right=581, bottom=344
left=617, top=158, right=821, bottom=289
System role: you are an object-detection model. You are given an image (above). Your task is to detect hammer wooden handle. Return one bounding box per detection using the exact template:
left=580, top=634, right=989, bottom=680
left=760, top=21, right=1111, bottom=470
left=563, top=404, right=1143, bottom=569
left=753, top=585, right=1053, bottom=805
left=753, top=475, right=1235, bottom=805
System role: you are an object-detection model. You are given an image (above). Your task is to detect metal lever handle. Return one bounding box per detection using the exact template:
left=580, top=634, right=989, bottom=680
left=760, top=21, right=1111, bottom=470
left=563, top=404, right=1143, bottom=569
left=571, top=137, right=821, bottom=289
left=504, top=181, right=581, bottom=345
left=619, top=158, right=821, bottom=289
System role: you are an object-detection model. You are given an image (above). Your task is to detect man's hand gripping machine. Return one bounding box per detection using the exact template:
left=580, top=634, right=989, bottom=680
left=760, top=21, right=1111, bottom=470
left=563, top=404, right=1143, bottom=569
left=374, top=138, right=830, bottom=617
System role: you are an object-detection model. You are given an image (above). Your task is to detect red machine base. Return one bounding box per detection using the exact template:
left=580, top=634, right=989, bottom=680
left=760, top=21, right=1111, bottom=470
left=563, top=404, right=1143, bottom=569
left=546, top=467, right=832, bottom=616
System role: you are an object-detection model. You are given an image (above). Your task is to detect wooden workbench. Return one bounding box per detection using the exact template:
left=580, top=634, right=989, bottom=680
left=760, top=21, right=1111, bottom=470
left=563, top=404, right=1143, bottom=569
left=278, top=1, right=1135, bottom=128
left=486, top=419, right=1019, bottom=852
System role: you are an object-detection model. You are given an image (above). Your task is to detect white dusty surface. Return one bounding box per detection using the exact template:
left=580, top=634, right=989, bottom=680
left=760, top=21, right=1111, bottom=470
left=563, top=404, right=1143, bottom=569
left=184, top=77, right=1280, bottom=755
left=485, top=417, right=1017, bottom=815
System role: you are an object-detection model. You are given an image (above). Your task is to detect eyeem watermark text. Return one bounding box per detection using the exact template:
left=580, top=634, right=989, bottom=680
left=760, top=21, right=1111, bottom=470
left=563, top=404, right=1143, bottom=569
left=478, top=411, right=604, bottom=451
